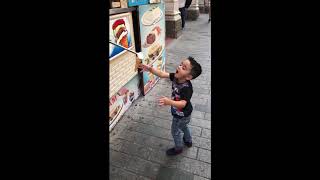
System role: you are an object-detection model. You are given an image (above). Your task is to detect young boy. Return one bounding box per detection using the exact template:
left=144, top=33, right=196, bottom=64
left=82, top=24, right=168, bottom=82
left=138, top=56, right=202, bottom=156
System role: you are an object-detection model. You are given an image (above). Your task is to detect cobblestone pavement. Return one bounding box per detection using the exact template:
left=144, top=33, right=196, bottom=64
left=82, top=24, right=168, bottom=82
left=110, top=14, right=212, bottom=180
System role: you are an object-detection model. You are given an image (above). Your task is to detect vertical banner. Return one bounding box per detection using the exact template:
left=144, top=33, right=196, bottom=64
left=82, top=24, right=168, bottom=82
left=138, top=3, right=166, bottom=95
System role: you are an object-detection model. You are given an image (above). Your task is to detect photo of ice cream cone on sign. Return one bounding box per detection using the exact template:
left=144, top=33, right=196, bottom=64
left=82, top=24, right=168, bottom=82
left=113, top=19, right=129, bottom=48
left=109, top=13, right=135, bottom=60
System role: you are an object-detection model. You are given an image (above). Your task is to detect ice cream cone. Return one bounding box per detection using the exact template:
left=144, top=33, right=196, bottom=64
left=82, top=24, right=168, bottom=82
left=119, top=35, right=129, bottom=48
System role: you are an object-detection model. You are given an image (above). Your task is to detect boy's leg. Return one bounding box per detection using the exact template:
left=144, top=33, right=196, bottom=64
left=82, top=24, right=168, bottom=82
left=180, top=116, right=192, bottom=144
left=171, top=117, right=184, bottom=149
left=167, top=117, right=184, bottom=155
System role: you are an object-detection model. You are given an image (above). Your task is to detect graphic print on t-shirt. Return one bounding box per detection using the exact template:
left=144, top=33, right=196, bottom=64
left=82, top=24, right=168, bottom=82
left=171, top=81, right=189, bottom=117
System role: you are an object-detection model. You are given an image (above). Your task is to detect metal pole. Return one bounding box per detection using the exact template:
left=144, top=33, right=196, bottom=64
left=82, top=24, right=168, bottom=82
left=109, top=41, right=138, bottom=55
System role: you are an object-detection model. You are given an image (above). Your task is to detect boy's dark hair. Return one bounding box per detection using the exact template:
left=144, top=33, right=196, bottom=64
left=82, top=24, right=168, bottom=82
left=187, top=56, right=202, bottom=79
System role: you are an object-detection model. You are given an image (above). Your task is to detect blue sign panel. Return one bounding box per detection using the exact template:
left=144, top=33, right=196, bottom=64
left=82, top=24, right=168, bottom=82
left=128, top=0, right=149, bottom=7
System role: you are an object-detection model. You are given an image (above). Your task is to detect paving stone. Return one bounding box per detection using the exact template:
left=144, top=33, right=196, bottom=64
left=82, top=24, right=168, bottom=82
left=199, top=84, right=211, bottom=89
left=110, top=138, right=123, bottom=151
left=192, top=136, right=211, bottom=150
left=148, top=148, right=183, bottom=166
left=191, top=111, right=205, bottom=119
left=110, top=123, right=127, bottom=139
left=111, top=127, right=137, bottom=142
left=204, top=113, right=211, bottom=120
left=197, top=93, right=211, bottom=99
left=126, top=121, right=173, bottom=140
left=193, top=87, right=210, bottom=95
left=153, top=118, right=172, bottom=129
left=178, top=157, right=211, bottom=179
left=156, top=166, right=194, bottom=180
left=190, top=117, right=211, bottom=129
left=144, top=135, right=174, bottom=151
left=193, top=175, right=210, bottom=180
left=181, top=124, right=199, bottom=137
left=197, top=148, right=211, bottom=163
left=130, top=131, right=153, bottom=145
left=181, top=146, right=198, bottom=159
left=109, top=149, right=131, bottom=169
left=194, top=104, right=211, bottom=113
left=126, top=156, right=161, bottom=179
left=109, top=165, right=140, bottom=180
left=120, top=131, right=173, bottom=151
left=119, top=140, right=151, bottom=160
left=191, top=98, right=208, bottom=106
left=201, top=128, right=211, bottom=139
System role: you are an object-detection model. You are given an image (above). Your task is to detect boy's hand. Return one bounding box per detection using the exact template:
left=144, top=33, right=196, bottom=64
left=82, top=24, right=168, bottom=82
left=138, top=64, right=152, bottom=72
left=158, top=96, right=171, bottom=106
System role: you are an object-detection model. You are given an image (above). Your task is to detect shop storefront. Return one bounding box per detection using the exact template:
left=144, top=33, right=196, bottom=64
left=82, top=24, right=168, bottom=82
left=109, top=0, right=166, bottom=131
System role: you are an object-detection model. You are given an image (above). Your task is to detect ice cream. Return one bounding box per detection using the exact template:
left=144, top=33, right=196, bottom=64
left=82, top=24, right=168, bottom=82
left=112, top=19, right=129, bottom=48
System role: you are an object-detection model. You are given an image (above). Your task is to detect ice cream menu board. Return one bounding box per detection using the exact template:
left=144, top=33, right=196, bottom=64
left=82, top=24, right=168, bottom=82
left=138, top=3, right=166, bottom=95
left=109, top=12, right=138, bottom=98
left=109, top=75, right=141, bottom=131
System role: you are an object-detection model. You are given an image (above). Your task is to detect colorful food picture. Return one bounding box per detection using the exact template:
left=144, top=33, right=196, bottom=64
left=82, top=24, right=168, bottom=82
left=109, top=75, right=141, bottom=131
left=141, top=6, right=163, bottom=26
left=139, top=3, right=166, bottom=95
left=113, top=19, right=129, bottom=48
left=142, top=49, right=165, bottom=94
left=109, top=95, right=123, bottom=125
left=109, top=13, right=135, bottom=60
left=143, top=26, right=161, bottom=48
left=148, top=43, right=162, bottom=62
left=157, top=57, right=162, bottom=70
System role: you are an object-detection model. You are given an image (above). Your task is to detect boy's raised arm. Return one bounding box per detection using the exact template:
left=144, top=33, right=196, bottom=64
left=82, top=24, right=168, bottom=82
left=138, top=64, right=169, bottom=78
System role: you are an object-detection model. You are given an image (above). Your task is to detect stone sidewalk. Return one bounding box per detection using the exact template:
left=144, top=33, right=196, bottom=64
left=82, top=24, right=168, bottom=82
left=110, top=14, right=212, bottom=180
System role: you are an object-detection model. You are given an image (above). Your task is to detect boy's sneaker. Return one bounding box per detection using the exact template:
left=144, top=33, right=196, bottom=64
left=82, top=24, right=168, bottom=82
left=183, top=137, right=192, bottom=147
left=166, top=148, right=183, bottom=156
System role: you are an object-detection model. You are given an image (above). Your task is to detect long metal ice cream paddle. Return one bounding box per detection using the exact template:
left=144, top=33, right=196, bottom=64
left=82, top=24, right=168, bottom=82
left=109, top=41, right=144, bottom=60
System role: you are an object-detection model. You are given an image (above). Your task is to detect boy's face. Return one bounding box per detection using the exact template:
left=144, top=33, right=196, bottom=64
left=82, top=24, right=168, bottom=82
left=175, top=59, right=193, bottom=81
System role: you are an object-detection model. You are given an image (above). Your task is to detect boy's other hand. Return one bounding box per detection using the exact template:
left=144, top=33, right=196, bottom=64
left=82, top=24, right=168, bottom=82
left=138, top=64, right=152, bottom=72
left=158, top=96, right=171, bottom=106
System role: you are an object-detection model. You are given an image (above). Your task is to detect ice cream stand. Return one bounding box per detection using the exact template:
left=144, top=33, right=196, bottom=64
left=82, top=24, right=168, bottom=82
left=108, top=0, right=166, bottom=131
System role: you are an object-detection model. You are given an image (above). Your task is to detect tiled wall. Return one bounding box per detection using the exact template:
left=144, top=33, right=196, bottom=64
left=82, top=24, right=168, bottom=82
left=109, top=52, right=138, bottom=98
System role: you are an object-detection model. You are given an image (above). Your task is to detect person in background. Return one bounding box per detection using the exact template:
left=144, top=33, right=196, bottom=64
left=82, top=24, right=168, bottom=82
left=179, top=0, right=187, bottom=30
left=208, top=0, right=211, bottom=22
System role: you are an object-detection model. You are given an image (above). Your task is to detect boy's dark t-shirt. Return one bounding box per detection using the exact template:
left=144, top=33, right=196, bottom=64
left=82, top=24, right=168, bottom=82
left=169, top=73, right=193, bottom=118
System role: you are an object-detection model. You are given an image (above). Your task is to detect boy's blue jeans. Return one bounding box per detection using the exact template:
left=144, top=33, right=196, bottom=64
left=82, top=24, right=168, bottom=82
left=171, top=116, right=192, bottom=149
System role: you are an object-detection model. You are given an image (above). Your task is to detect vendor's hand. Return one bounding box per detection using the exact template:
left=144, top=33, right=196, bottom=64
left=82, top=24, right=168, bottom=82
left=138, top=64, right=152, bottom=72
left=158, top=96, right=171, bottom=106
